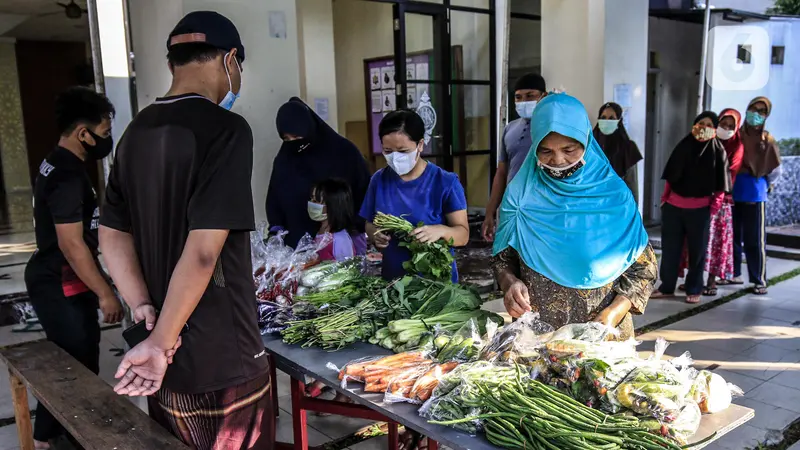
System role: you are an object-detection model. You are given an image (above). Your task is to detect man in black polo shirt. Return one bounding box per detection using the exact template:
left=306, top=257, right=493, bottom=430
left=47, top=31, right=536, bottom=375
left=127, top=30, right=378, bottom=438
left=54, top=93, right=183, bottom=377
left=26, top=87, right=124, bottom=449
left=99, top=11, right=272, bottom=449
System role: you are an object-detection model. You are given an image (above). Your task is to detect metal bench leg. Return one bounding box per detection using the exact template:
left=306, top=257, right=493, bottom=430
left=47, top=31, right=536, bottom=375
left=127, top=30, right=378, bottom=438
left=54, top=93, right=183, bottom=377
left=8, top=369, right=34, bottom=450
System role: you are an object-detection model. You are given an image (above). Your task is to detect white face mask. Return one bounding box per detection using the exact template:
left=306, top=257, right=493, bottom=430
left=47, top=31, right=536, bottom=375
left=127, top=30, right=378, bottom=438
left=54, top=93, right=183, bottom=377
left=515, top=101, right=538, bottom=120
left=597, top=119, right=620, bottom=135
left=716, top=127, right=735, bottom=141
left=384, top=146, right=420, bottom=176
left=307, top=201, right=327, bottom=222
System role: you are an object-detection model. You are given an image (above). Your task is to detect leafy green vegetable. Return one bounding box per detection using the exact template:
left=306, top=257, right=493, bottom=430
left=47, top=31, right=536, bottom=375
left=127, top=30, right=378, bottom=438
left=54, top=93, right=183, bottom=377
left=374, top=212, right=454, bottom=282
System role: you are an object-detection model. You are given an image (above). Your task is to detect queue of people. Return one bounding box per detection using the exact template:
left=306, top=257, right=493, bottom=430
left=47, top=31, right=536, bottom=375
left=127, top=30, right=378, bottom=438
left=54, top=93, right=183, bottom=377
left=653, top=97, right=781, bottom=303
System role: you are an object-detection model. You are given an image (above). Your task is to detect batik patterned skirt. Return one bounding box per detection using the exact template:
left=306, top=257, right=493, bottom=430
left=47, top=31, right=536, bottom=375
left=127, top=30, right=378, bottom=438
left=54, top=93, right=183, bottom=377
left=148, top=370, right=274, bottom=450
left=679, top=199, right=734, bottom=280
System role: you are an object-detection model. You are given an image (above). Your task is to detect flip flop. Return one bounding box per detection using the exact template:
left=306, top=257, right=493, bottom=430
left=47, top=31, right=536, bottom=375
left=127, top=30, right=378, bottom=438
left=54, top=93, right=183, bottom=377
left=650, top=290, right=675, bottom=299
left=717, top=278, right=744, bottom=286
left=702, top=287, right=717, bottom=296
left=753, top=286, right=768, bottom=295
left=678, top=284, right=686, bottom=292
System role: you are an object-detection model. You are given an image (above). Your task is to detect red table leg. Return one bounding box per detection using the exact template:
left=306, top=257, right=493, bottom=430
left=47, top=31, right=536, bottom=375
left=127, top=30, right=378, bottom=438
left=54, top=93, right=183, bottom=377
left=428, top=439, right=439, bottom=450
left=291, top=378, right=309, bottom=450
left=388, top=422, right=399, bottom=450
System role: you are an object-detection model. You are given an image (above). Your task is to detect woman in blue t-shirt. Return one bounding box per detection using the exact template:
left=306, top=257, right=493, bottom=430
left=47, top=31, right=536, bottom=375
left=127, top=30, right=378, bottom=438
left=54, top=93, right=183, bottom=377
left=360, top=109, right=469, bottom=282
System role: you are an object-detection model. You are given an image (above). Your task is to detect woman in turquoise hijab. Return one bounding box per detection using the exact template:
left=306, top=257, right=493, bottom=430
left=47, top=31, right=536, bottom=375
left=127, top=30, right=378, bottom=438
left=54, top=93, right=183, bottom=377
left=492, top=93, right=656, bottom=340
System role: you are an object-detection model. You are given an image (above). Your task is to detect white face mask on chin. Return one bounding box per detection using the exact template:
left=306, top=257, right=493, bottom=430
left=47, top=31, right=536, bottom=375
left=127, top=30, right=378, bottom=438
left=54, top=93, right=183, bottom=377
left=716, top=127, right=735, bottom=141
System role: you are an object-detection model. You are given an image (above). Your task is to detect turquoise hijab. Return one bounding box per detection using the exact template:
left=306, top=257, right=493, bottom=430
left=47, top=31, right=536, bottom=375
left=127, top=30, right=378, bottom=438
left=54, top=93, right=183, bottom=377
left=492, top=93, right=649, bottom=289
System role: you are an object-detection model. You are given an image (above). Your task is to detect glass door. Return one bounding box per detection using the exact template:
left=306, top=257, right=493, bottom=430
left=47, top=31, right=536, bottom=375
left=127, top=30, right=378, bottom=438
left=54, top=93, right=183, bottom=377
left=392, top=2, right=496, bottom=208
left=393, top=3, right=450, bottom=170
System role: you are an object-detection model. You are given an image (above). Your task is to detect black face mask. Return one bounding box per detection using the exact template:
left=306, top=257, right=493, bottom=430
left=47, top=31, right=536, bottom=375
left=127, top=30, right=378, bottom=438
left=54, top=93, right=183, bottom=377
left=80, top=129, right=114, bottom=160
left=284, top=138, right=312, bottom=153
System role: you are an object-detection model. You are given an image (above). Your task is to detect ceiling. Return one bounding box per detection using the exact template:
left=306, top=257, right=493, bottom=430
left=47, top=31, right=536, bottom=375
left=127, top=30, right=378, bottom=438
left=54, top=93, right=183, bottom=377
left=0, top=0, right=89, bottom=42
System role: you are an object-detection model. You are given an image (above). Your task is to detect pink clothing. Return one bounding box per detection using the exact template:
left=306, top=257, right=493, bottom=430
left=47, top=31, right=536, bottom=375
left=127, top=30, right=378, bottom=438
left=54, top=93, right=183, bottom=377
left=316, top=230, right=367, bottom=262
left=662, top=181, right=724, bottom=214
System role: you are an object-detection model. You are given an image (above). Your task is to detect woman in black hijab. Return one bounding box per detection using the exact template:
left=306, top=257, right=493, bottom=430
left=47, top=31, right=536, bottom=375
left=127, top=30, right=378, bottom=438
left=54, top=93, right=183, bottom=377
left=593, top=102, right=642, bottom=202
left=267, top=98, right=371, bottom=248
left=653, top=111, right=731, bottom=304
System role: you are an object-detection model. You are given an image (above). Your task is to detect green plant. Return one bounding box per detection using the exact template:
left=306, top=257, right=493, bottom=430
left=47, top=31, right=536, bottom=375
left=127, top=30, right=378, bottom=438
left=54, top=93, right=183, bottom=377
left=768, top=0, right=800, bottom=15
left=778, top=138, right=800, bottom=157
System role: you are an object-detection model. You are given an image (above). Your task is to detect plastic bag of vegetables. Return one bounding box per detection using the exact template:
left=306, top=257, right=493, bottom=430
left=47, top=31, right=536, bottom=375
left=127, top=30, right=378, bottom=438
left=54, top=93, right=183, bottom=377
left=257, top=301, right=317, bottom=334
left=383, top=361, right=461, bottom=404
left=418, top=385, right=483, bottom=436
left=689, top=370, right=743, bottom=414
left=433, top=319, right=484, bottom=362
left=330, top=351, right=431, bottom=390
left=639, top=400, right=702, bottom=445
left=477, top=312, right=554, bottom=363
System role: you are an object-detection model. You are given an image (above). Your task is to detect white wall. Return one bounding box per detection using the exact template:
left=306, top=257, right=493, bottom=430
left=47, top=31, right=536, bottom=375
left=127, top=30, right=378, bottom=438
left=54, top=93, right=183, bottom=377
left=709, top=17, right=800, bottom=140
left=296, top=0, right=338, bottom=131
left=128, top=0, right=302, bottom=223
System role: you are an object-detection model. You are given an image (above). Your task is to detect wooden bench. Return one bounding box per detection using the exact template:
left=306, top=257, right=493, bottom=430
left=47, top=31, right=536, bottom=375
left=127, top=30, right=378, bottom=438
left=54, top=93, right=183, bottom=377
left=0, top=340, right=188, bottom=450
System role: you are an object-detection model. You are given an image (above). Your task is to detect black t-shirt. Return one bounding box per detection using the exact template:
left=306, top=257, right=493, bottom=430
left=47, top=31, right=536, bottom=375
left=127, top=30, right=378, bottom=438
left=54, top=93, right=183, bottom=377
left=27, top=147, right=99, bottom=296
left=101, top=93, right=267, bottom=394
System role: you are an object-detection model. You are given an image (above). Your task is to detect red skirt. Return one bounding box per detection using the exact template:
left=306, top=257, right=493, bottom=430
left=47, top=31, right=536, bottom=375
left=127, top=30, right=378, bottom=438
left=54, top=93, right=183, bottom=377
left=678, top=200, right=734, bottom=280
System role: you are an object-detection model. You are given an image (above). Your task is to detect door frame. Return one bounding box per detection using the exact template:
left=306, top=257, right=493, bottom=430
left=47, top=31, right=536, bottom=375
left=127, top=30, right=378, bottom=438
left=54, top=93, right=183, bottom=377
left=386, top=0, right=498, bottom=197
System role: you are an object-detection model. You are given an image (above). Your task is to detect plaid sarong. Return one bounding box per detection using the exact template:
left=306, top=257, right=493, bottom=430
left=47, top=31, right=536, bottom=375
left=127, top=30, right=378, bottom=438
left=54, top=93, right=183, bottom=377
left=148, top=371, right=274, bottom=450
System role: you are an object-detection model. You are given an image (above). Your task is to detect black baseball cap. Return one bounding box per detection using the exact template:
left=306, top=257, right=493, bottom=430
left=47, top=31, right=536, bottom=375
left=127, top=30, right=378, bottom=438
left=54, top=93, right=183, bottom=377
left=167, top=11, right=245, bottom=62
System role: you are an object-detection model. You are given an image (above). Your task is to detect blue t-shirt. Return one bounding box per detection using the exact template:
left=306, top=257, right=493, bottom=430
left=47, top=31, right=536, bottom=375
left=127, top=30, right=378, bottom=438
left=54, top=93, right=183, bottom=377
left=360, top=163, right=468, bottom=282
left=733, top=173, right=768, bottom=203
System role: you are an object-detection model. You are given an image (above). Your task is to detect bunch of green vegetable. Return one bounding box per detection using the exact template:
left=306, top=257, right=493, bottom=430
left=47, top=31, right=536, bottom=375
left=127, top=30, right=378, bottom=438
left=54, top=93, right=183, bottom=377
left=374, top=212, right=454, bottom=282
left=296, top=276, right=386, bottom=307
left=281, top=299, right=384, bottom=350
left=431, top=378, right=683, bottom=450
left=372, top=311, right=500, bottom=353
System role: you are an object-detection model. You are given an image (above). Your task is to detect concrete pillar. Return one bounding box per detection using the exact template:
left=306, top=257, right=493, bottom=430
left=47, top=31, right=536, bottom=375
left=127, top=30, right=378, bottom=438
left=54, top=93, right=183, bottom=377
left=0, top=40, right=33, bottom=232
left=94, top=0, right=135, bottom=183
left=541, top=0, right=648, bottom=211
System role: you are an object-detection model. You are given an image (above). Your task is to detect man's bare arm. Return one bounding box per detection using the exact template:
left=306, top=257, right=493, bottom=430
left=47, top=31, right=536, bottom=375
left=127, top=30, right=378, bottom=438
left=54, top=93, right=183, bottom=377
left=148, top=229, right=229, bottom=349
left=99, top=226, right=151, bottom=310
left=57, top=223, right=122, bottom=323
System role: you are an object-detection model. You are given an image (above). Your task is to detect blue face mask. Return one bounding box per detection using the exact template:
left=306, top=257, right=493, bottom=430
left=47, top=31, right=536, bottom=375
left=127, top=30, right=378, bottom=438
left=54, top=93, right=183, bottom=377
left=219, top=52, right=242, bottom=110
left=515, top=101, right=538, bottom=120
left=745, top=111, right=766, bottom=127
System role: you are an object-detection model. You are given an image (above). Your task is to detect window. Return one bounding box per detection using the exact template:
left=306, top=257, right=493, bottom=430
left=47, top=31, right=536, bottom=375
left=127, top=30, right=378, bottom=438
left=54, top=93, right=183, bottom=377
left=772, top=46, right=785, bottom=65
left=737, top=44, right=752, bottom=64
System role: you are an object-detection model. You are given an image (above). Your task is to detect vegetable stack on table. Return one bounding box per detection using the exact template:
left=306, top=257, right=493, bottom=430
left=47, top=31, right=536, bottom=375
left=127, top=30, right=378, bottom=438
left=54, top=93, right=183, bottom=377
left=253, top=233, right=753, bottom=450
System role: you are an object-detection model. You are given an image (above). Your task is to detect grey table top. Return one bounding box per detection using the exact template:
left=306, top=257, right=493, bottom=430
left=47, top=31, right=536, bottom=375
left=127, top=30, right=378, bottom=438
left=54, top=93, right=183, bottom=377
left=262, top=334, right=753, bottom=450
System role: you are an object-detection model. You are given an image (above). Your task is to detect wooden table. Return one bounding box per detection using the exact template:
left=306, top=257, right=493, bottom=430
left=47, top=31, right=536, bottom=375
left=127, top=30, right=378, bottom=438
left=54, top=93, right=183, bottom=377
left=263, top=334, right=754, bottom=450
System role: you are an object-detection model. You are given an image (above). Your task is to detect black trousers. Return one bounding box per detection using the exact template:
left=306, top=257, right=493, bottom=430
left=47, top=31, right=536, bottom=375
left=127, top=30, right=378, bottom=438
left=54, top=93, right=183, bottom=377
left=660, top=204, right=711, bottom=295
left=733, top=202, right=767, bottom=286
left=25, top=277, right=100, bottom=442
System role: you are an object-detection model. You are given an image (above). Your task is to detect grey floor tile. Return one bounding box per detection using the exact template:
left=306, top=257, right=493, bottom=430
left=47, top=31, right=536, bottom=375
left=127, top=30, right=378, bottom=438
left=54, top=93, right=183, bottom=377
left=756, top=306, right=800, bottom=325
left=350, top=435, right=388, bottom=450
left=0, top=326, right=45, bottom=347
left=275, top=414, right=331, bottom=446
left=769, top=369, right=800, bottom=391
left=736, top=398, right=799, bottom=432
left=0, top=424, right=20, bottom=450
left=761, top=336, right=800, bottom=352
left=725, top=342, right=800, bottom=381
left=746, top=381, right=800, bottom=414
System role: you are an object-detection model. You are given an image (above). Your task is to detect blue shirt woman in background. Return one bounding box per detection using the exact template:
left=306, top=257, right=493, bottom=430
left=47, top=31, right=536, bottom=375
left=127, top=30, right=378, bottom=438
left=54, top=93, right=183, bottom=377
left=360, top=109, right=469, bottom=283
left=730, top=96, right=781, bottom=295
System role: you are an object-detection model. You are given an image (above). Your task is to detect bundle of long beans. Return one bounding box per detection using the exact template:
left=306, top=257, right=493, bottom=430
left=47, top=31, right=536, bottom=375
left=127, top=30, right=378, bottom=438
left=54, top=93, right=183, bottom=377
left=432, top=378, right=683, bottom=450
left=281, top=299, right=384, bottom=350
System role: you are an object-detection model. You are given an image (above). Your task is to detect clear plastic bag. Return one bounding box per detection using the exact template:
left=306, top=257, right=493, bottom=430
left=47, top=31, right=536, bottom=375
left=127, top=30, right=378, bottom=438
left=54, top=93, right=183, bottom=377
left=689, top=369, right=743, bottom=414
left=639, top=400, right=702, bottom=445
left=329, top=351, right=431, bottom=390
left=384, top=363, right=436, bottom=402
left=418, top=385, right=483, bottom=436
left=435, top=319, right=483, bottom=362
left=477, top=312, right=554, bottom=363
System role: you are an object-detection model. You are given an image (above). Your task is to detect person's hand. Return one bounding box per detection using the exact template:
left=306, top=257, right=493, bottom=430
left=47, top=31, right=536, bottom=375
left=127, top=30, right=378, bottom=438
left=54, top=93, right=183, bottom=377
left=99, top=295, right=124, bottom=324
left=114, top=337, right=171, bottom=396
left=503, top=279, right=531, bottom=318
left=373, top=231, right=391, bottom=250
left=131, top=304, right=181, bottom=364
left=481, top=214, right=496, bottom=242
left=592, top=296, right=632, bottom=329
left=411, top=225, right=448, bottom=244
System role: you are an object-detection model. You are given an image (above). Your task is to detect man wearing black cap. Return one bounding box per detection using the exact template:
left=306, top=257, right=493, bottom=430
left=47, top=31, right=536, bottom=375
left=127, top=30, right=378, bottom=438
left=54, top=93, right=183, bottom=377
left=99, top=11, right=273, bottom=449
left=482, top=73, right=547, bottom=241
